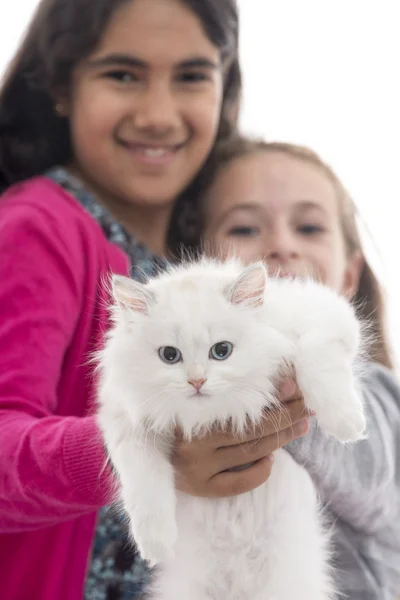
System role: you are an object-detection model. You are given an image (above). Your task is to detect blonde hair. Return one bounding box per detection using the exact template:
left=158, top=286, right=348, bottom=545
left=201, top=135, right=393, bottom=369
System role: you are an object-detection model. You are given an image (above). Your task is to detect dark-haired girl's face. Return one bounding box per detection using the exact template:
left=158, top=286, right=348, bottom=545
left=66, top=0, right=223, bottom=217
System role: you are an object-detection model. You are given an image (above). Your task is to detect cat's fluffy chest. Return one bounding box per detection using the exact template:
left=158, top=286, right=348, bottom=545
left=155, top=449, right=325, bottom=600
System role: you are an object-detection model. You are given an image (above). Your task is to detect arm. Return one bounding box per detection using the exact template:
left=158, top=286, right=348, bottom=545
left=286, top=363, right=399, bottom=534
left=0, top=200, right=114, bottom=532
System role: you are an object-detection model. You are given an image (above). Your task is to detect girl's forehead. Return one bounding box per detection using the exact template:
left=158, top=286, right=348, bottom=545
left=205, top=151, right=340, bottom=220
left=90, top=0, right=219, bottom=65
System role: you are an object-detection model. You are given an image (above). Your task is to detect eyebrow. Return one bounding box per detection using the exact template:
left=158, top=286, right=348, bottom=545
left=86, top=53, right=219, bottom=71
left=211, top=200, right=329, bottom=229
left=220, top=200, right=329, bottom=215
left=294, top=201, right=329, bottom=216
left=218, top=204, right=265, bottom=218
left=211, top=204, right=262, bottom=229
left=296, top=200, right=326, bottom=210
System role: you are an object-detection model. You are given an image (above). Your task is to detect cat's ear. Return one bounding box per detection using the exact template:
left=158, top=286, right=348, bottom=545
left=227, top=262, right=267, bottom=308
left=111, top=275, right=154, bottom=315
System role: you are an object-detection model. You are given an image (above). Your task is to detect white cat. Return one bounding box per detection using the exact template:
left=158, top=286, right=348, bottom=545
left=97, top=259, right=366, bottom=600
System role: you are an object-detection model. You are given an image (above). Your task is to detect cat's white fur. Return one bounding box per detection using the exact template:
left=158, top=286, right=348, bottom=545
left=97, top=259, right=366, bottom=600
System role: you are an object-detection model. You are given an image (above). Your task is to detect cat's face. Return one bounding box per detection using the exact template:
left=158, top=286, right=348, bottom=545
left=109, top=261, right=283, bottom=436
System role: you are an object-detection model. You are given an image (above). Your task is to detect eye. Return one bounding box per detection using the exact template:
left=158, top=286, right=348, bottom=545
left=297, top=224, right=324, bottom=235
left=178, top=71, right=210, bottom=83
left=104, top=71, right=138, bottom=83
left=227, top=225, right=260, bottom=237
left=158, top=346, right=182, bottom=364
left=209, top=342, right=233, bottom=361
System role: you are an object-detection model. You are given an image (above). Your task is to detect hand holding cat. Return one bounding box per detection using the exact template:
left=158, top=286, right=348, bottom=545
left=172, top=379, right=310, bottom=498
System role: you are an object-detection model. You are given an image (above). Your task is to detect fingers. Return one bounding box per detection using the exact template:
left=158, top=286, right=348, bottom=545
left=174, top=377, right=308, bottom=448
left=173, top=414, right=311, bottom=497
left=172, top=376, right=313, bottom=498
left=174, top=395, right=309, bottom=452
left=214, top=396, right=309, bottom=448
left=172, top=433, right=276, bottom=496
left=279, top=378, right=298, bottom=401
left=207, top=456, right=275, bottom=498
left=259, top=398, right=310, bottom=436
left=213, top=418, right=309, bottom=474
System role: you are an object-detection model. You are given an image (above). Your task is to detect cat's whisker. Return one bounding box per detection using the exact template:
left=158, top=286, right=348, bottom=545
left=221, top=385, right=291, bottom=444
left=134, top=394, right=168, bottom=446
left=135, top=388, right=167, bottom=411
left=143, top=392, right=175, bottom=440
left=140, top=405, right=164, bottom=443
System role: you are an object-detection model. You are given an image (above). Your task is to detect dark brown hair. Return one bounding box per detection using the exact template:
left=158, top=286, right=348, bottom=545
left=195, top=136, right=394, bottom=369
left=0, top=0, right=241, bottom=192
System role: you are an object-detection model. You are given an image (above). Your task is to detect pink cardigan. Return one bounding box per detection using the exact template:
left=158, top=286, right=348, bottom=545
left=0, top=178, right=130, bottom=599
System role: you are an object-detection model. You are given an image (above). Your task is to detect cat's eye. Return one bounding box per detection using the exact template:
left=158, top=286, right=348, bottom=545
left=209, top=342, right=233, bottom=361
left=158, top=346, right=182, bottom=364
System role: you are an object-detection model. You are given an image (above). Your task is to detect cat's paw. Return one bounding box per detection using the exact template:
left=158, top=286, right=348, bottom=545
left=318, top=399, right=366, bottom=443
left=323, top=411, right=366, bottom=442
left=133, top=515, right=178, bottom=567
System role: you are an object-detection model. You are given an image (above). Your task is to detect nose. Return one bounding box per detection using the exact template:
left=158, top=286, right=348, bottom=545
left=188, top=378, right=207, bottom=393
left=134, top=82, right=180, bottom=134
left=264, top=228, right=300, bottom=263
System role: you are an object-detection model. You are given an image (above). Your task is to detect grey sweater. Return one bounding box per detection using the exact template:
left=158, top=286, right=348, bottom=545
left=288, top=362, right=400, bottom=599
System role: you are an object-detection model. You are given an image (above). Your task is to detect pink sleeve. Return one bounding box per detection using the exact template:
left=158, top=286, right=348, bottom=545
left=0, top=198, right=115, bottom=533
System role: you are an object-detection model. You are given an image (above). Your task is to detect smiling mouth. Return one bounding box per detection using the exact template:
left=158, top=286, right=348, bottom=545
left=119, top=139, right=186, bottom=151
left=117, top=140, right=187, bottom=166
left=142, top=147, right=173, bottom=157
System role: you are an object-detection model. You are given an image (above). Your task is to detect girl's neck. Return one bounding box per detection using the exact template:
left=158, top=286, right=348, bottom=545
left=67, top=164, right=172, bottom=257
left=114, top=202, right=172, bottom=258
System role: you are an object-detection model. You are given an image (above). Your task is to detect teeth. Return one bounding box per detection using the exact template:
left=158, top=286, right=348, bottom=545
left=143, top=147, right=169, bottom=157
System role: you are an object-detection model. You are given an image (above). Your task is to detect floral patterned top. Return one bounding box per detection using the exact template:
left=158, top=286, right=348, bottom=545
left=46, top=167, right=167, bottom=600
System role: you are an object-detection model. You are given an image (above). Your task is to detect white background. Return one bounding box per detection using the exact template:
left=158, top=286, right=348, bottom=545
left=1, top=1, right=399, bottom=360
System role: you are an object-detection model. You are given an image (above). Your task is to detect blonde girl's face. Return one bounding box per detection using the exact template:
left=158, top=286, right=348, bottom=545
left=203, top=151, right=363, bottom=297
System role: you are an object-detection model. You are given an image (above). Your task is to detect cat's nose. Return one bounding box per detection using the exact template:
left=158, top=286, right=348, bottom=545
left=188, top=378, right=207, bottom=392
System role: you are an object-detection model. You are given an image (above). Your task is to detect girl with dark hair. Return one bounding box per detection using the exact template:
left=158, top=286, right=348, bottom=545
left=0, top=2, right=310, bottom=599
